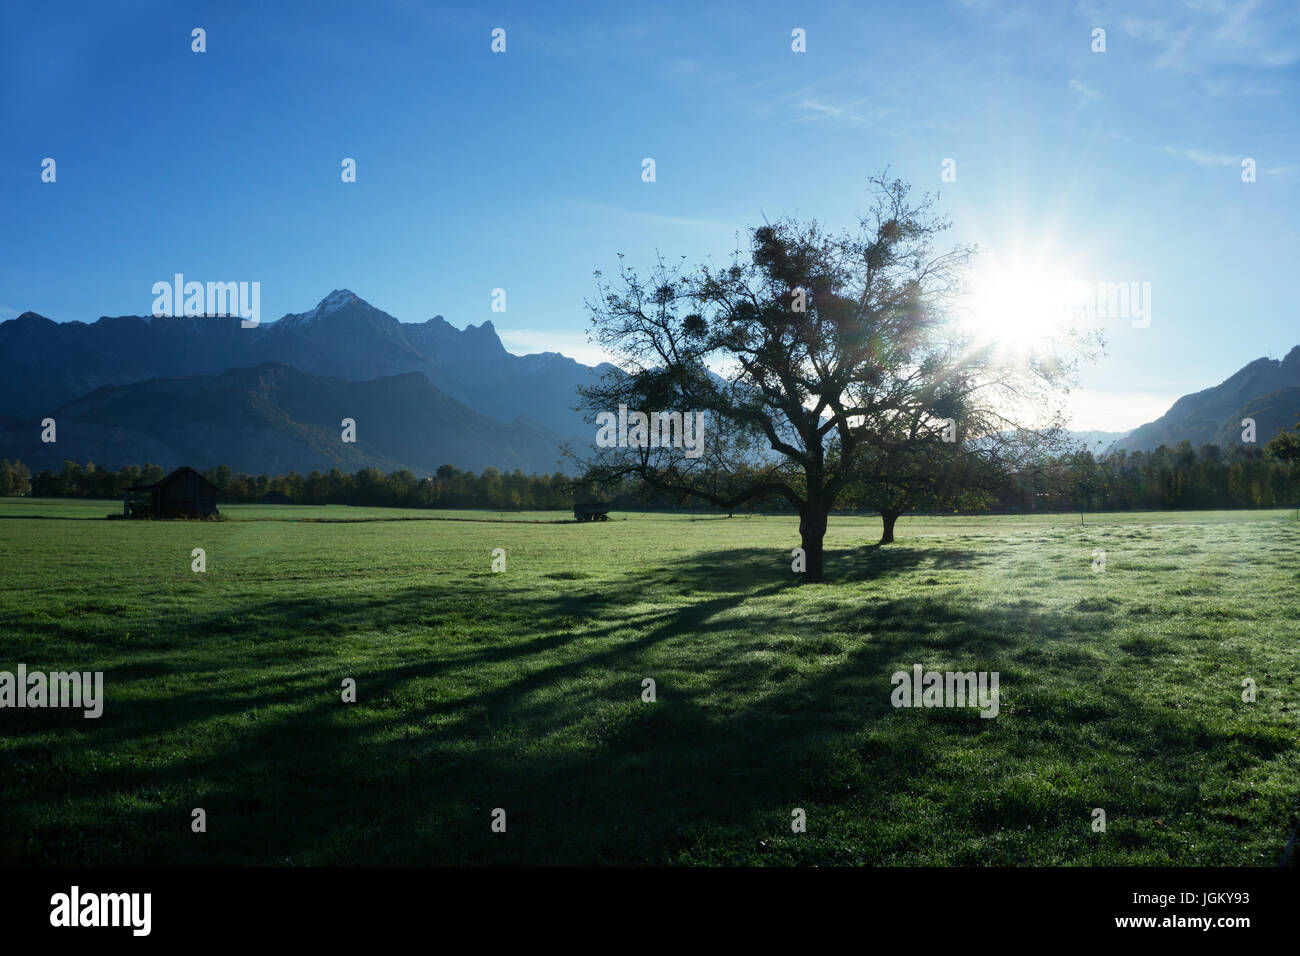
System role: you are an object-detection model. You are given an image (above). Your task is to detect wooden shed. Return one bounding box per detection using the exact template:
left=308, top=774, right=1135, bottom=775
left=124, top=466, right=220, bottom=519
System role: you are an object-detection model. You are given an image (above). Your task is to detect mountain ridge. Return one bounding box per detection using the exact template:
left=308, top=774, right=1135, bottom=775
left=0, top=291, right=608, bottom=449
left=1112, top=345, right=1300, bottom=452
left=3, top=291, right=1295, bottom=473
left=0, top=361, right=572, bottom=475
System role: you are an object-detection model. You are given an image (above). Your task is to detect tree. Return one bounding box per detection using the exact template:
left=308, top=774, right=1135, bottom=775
left=577, top=174, right=1073, bottom=581
left=1265, top=417, right=1300, bottom=511
left=1265, top=417, right=1300, bottom=466
left=847, top=393, right=1069, bottom=543
left=0, top=460, right=14, bottom=496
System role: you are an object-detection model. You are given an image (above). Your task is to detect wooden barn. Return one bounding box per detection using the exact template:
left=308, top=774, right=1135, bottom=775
left=123, top=466, right=220, bottom=519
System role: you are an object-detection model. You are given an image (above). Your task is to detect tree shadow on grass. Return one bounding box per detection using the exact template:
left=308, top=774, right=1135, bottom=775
left=835, top=542, right=990, bottom=581
left=2, top=543, right=1295, bottom=866
left=615, top=543, right=988, bottom=595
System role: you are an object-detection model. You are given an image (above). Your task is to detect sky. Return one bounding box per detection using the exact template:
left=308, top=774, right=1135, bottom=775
left=2, top=0, right=1297, bottom=432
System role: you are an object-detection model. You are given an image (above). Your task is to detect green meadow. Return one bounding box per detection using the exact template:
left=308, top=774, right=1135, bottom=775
left=1, top=498, right=1297, bottom=865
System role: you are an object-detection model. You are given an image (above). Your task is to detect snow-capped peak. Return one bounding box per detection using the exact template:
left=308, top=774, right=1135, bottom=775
left=313, top=289, right=360, bottom=316
left=277, top=290, right=363, bottom=328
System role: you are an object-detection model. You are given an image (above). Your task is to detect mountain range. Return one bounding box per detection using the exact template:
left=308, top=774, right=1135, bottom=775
left=0, top=290, right=1296, bottom=474
left=0, top=291, right=611, bottom=474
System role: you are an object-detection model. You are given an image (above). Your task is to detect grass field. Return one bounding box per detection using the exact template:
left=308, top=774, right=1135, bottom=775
left=1, top=498, right=1297, bottom=865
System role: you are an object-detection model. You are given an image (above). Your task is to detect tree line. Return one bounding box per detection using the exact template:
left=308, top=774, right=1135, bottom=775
left=2, top=438, right=1296, bottom=513
left=0, top=460, right=576, bottom=510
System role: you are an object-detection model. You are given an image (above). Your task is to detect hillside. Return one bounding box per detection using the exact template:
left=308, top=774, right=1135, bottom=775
left=1112, top=346, right=1300, bottom=452
left=0, top=363, right=572, bottom=475
left=0, top=290, right=610, bottom=445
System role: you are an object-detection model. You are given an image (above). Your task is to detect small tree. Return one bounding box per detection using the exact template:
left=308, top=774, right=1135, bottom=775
left=847, top=389, right=1071, bottom=543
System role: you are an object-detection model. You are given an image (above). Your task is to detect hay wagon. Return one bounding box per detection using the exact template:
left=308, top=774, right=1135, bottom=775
left=573, top=503, right=610, bottom=521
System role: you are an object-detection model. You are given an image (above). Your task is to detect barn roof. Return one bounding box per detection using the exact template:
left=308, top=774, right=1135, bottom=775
left=125, top=465, right=218, bottom=492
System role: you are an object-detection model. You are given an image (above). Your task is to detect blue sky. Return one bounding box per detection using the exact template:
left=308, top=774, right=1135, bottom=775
left=2, top=0, right=1296, bottom=431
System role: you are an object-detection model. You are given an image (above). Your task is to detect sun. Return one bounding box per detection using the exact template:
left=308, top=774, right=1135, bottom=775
left=957, top=252, right=1088, bottom=351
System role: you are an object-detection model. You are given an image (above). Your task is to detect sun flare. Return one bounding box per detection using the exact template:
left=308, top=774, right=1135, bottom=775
left=957, top=253, right=1087, bottom=351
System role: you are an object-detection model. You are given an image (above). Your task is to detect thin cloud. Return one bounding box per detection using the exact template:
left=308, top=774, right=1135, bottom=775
left=953, top=0, right=1034, bottom=31
left=1200, top=76, right=1281, bottom=97
left=1069, top=78, right=1102, bottom=100
left=1078, top=0, right=1300, bottom=73
left=1165, top=146, right=1238, bottom=167
left=789, top=97, right=901, bottom=133
left=564, top=200, right=735, bottom=234
left=1151, top=24, right=1195, bottom=71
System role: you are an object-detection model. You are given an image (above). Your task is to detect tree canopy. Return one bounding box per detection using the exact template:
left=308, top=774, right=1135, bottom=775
left=577, top=174, right=1078, bottom=580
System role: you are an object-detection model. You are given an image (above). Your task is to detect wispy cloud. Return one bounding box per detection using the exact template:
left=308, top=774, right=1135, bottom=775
left=953, top=0, right=1035, bottom=31
left=1079, top=0, right=1300, bottom=73
left=792, top=97, right=900, bottom=132
left=748, top=60, right=957, bottom=139
left=1150, top=23, right=1196, bottom=70
left=1069, top=78, right=1102, bottom=100
left=1200, top=76, right=1281, bottom=97
left=1165, top=146, right=1238, bottom=166
left=799, top=98, right=851, bottom=119
left=564, top=200, right=735, bottom=234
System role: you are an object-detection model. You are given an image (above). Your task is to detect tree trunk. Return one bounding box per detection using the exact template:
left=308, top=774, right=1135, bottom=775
left=879, top=509, right=901, bottom=545
left=799, top=503, right=828, bottom=582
